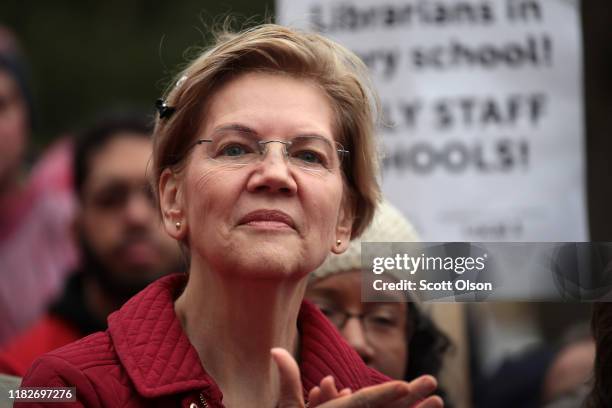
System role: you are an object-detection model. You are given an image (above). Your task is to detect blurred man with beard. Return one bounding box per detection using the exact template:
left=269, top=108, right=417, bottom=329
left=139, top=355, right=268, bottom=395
left=0, top=113, right=183, bottom=376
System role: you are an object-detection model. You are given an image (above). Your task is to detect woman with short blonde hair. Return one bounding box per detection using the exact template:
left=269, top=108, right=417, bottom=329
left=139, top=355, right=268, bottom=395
left=153, top=24, right=381, bottom=238
left=18, top=24, right=442, bottom=408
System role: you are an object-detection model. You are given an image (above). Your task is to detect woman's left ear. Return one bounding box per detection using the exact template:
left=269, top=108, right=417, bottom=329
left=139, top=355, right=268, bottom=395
left=159, top=168, right=187, bottom=241
left=332, top=203, right=353, bottom=254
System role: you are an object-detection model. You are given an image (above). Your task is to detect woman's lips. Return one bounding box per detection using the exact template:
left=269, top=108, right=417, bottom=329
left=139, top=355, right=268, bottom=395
left=238, top=209, right=296, bottom=230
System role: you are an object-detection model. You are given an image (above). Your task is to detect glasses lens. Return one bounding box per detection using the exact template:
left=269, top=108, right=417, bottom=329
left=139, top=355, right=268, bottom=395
left=90, top=183, right=155, bottom=211
left=287, top=136, right=342, bottom=171
left=313, top=304, right=345, bottom=328
left=363, top=310, right=404, bottom=334
left=199, top=132, right=346, bottom=171
left=206, top=131, right=260, bottom=165
left=91, top=183, right=130, bottom=210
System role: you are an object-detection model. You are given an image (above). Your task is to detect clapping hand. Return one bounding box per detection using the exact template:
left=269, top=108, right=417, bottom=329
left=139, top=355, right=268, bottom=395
left=271, top=348, right=444, bottom=408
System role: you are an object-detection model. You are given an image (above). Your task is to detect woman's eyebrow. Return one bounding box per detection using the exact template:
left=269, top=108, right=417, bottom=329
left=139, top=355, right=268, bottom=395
left=308, top=287, right=343, bottom=300
left=213, top=124, right=330, bottom=140
left=293, top=132, right=330, bottom=140
left=364, top=302, right=405, bottom=312
left=212, top=123, right=258, bottom=136
left=369, top=292, right=409, bottom=303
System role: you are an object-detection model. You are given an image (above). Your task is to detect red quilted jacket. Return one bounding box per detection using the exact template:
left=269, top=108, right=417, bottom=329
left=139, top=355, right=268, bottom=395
left=16, top=274, right=389, bottom=407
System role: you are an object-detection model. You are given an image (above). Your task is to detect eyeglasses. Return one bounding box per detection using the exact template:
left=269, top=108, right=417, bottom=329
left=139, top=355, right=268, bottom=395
left=192, top=129, right=349, bottom=173
left=316, top=304, right=406, bottom=335
left=89, top=182, right=156, bottom=211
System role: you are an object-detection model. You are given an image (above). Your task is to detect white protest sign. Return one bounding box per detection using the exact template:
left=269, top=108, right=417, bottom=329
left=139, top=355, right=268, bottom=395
left=277, top=0, right=587, bottom=241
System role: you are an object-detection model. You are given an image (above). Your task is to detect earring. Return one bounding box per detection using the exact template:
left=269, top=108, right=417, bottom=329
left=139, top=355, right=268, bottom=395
left=336, top=239, right=342, bottom=246
left=175, top=221, right=181, bottom=230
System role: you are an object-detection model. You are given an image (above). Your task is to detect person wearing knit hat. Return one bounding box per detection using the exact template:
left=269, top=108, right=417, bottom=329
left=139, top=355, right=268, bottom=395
left=306, top=199, right=452, bottom=403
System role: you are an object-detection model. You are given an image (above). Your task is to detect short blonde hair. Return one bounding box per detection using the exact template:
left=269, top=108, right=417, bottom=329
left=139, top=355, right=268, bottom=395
left=152, top=23, right=381, bottom=237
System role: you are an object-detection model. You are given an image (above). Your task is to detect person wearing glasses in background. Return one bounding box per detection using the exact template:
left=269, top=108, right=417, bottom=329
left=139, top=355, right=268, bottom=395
left=0, top=113, right=182, bottom=376
left=17, top=24, right=443, bottom=407
left=306, top=200, right=453, bottom=406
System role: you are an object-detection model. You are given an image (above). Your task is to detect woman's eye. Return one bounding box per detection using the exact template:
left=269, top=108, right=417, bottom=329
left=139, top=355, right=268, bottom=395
left=220, top=144, right=249, bottom=157
left=294, top=150, right=324, bottom=164
left=369, top=315, right=397, bottom=327
left=314, top=303, right=337, bottom=318
left=318, top=306, right=334, bottom=317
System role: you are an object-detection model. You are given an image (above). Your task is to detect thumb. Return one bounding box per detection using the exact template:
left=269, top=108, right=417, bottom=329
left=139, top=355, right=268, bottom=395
left=271, top=348, right=305, bottom=408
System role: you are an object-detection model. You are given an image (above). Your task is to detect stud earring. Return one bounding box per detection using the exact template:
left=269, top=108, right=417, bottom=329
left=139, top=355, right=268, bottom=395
left=336, top=239, right=342, bottom=246
left=175, top=221, right=181, bottom=230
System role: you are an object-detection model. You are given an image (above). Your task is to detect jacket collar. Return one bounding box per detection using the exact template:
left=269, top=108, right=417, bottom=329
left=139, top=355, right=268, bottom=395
left=108, top=274, right=377, bottom=399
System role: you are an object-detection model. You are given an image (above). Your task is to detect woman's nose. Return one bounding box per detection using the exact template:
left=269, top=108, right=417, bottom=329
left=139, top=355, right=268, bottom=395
left=341, top=318, right=375, bottom=365
left=246, top=143, right=297, bottom=194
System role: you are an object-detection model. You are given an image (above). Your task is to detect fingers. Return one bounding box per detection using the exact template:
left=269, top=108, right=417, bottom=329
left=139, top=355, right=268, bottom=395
left=332, top=376, right=438, bottom=408
left=414, top=395, right=444, bottom=408
left=319, top=376, right=339, bottom=402
left=408, top=375, right=438, bottom=400
left=271, top=348, right=304, bottom=408
left=384, top=376, right=440, bottom=408
left=354, top=382, right=413, bottom=407
left=271, top=351, right=441, bottom=408
left=308, top=386, right=322, bottom=406
left=309, top=375, right=352, bottom=406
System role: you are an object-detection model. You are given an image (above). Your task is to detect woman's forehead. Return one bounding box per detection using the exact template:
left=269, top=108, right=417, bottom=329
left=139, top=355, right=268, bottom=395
left=200, top=72, right=337, bottom=141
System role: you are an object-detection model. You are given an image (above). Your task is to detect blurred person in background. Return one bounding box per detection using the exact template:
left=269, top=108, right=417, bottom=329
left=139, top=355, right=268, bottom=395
left=0, top=26, right=78, bottom=346
left=470, top=304, right=594, bottom=407
left=0, top=113, right=183, bottom=376
left=306, top=200, right=453, bottom=406
left=584, top=303, right=612, bottom=407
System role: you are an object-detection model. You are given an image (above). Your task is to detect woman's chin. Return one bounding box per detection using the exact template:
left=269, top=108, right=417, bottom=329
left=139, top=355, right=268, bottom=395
left=211, top=245, right=310, bottom=281
left=192, top=230, right=321, bottom=281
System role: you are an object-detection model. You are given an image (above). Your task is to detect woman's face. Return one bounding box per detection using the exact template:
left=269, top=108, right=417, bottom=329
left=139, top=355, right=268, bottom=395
left=306, top=270, right=409, bottom=379
left=172, top=72, right=352, bottom=279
